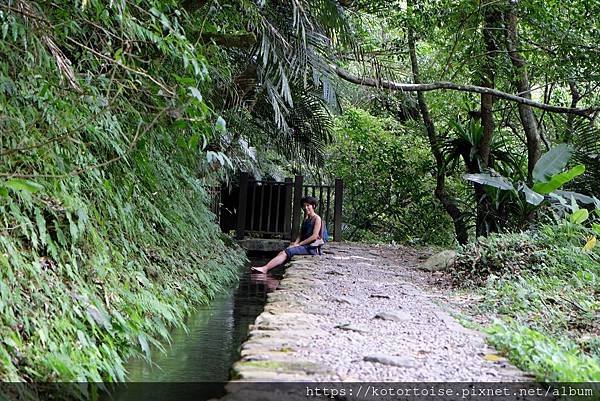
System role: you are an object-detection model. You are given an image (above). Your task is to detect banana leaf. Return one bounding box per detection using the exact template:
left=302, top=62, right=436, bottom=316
left=532, top=144, right=574, bottom=183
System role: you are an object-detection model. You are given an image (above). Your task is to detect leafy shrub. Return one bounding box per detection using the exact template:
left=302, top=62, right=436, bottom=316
left=454, top=224, right=600, bottom=380
left=487, top=321, right=600, bottom=381
left=325, top=107, right=454, bottom=245
left=0, top=0, right=246, bottom=385
left=452, top=232, right=547, bottom=285
left=452, top=224, right=599, bottom=285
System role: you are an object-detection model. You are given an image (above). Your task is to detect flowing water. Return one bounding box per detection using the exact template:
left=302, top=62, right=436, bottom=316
left=117, top=260, right=282, bottom=399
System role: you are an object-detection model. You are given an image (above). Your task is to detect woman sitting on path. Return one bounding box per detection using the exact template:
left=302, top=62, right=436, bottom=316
left=251, top=196, right=323, bottom=273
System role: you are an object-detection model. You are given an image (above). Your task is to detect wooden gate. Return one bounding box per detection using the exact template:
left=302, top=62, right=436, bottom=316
left=234, top=173, right=343, bottom=241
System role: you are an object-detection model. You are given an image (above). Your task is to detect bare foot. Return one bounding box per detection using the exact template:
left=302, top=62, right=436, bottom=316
left=251, top=266, right=267, bottom=273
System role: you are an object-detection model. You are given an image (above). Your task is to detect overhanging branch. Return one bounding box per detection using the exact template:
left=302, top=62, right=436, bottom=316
left=334, top=66, right=599, bottom=117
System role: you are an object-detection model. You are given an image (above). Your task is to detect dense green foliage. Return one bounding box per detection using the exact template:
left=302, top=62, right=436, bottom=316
left=452, top=224, right=599, bottom=380
left=0, top=0, right=245, bottom=382
left=325, top=107, right=454, bottom=244
left=487, top=322, right=600, bottom=381
left=1, top=0, right=599, bottom=384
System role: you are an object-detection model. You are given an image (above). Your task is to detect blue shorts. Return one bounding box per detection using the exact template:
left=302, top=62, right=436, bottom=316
left=284, top=245, right=319, bottom=258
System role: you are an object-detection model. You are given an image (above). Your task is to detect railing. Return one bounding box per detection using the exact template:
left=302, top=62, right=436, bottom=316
left=236, top=173, right=343, bottom=241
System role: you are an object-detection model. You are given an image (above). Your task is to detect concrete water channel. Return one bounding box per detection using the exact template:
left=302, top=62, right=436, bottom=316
left=118, top=258, right=281, bottom=400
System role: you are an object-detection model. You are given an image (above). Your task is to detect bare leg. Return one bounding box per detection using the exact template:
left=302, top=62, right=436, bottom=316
left=251, top=251, right=287, bottom=273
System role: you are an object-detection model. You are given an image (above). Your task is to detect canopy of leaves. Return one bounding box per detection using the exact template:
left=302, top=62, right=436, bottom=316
left=325, top=107, right=453, bottom=245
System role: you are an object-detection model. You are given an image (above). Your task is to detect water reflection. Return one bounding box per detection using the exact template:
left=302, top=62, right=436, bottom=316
left=249, top=271, right=280, bottom=291
left=124, top=262, right=282, bottom=384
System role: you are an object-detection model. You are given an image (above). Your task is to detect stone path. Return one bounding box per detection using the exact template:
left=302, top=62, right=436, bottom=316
left=222, top=243, right=525, bottom=398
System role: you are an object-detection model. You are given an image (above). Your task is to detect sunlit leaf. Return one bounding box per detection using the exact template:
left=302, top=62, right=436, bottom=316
left=188, top=134, right=200, bottom=149
left=4, top=179, right=44, bottom=193
left=570, top=209, right=589, bottom=224
left=582, top=236, right=596, bottom=251
left=483, top=353, right=503, bottom=362
left=532, top=165, right=585, bottom=194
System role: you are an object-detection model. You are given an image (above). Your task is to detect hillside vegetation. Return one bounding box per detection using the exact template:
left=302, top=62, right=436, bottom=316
left=1, top=0, right=244, bottom=381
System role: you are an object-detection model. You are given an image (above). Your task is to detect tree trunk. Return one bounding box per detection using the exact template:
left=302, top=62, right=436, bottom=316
left=506, top=1, right=541, bottom=183
left=407, top=1, right=469, bottom=244
left=566, top=80, right=582, bottom=142
left=476, top=0, right=502, bottom=237
left=479, top=0, right=500, bottom=169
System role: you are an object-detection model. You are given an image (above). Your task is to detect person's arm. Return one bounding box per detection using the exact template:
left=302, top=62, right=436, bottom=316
left=296, top=216, right=321, bottom=246
left=288, top=235, right=301, bottom=248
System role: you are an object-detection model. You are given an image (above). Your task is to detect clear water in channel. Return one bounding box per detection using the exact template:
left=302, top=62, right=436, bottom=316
left=125, top=260, right=281, bottom=383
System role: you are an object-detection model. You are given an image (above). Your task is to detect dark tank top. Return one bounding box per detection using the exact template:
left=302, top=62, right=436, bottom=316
left=300, top=217, right=316, bottom=241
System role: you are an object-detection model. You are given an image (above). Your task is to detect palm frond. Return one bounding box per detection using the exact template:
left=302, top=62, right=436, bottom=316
left=233, top=83, right=333, bottom=167
left=571, top=117, right=600, bottom=196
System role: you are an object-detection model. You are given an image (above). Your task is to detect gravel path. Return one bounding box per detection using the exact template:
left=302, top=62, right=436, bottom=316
left=230, top=243, right=525, bottom=383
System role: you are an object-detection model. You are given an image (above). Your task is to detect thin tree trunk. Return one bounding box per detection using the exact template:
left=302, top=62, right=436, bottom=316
left=506, top=1, right=541, bottom=183
left=566, top=80, right=582, bottom=142
left=476, top=0, right=502, bottom=237
left=407, top=1, right=469, bottom=244
left=479, top=0, right=500, bottom=169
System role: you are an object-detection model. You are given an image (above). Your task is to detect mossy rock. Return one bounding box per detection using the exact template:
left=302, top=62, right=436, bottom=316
left=419, top=250, right=456, bottom=272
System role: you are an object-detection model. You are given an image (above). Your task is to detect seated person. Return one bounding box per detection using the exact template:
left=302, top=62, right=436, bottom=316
left=251, top=196, right=323, bottom=273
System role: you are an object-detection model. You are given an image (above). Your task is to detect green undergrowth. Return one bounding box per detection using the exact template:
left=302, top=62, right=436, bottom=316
left=452, top=224, right=600, bottom=381
left=0, top=130, right=245, bottom=382
left=487, top=321, right=600, bottom=381
left=0, top=0, right=246, bottom=383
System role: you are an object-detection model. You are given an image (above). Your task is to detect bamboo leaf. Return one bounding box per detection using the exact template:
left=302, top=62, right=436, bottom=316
left=188, top=87, right=202, bottom=103
left=4, top=179, right=44, bottom=193
left=34, top=208, right=48, bottom=246
left=188, top=134, right=200, bottom=149
left=138, top=334, right=151, bottom=360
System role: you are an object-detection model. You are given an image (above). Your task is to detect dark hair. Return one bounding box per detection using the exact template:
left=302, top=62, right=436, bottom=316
left=300, top=195, right=318, bottom=207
